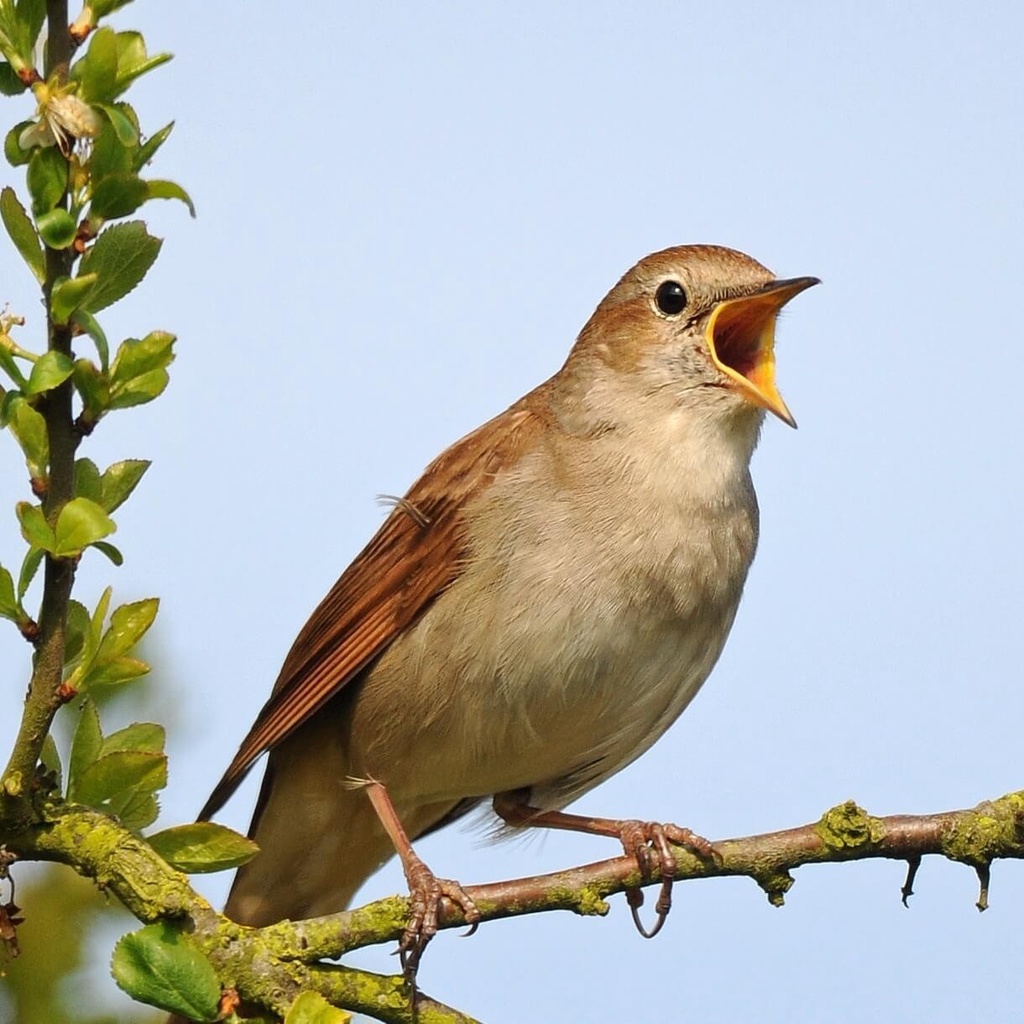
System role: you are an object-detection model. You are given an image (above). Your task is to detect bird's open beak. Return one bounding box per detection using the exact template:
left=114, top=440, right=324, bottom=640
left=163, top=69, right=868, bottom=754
left=706, top=276, right=819, bottom=428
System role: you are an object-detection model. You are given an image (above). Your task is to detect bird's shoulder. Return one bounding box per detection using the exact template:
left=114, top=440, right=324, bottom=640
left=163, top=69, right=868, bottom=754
left=199, top=387, right=551, bottom=817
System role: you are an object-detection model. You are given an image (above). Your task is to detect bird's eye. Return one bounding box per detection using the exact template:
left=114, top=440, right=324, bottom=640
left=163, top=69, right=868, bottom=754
left=654, top=280, right=688, bottom=316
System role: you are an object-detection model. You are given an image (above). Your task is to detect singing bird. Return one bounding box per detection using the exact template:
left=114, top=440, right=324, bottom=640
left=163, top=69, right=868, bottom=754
left=202, top=244, right=817, bottom=949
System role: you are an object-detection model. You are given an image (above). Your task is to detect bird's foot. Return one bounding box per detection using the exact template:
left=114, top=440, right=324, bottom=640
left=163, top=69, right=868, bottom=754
left=399, top=851, right=481, bottom=980
left=616, top=820, right=715, bottom=938
left=492, top=793, right=717, bottom=939
left=358, top=778, right=480, bottom=984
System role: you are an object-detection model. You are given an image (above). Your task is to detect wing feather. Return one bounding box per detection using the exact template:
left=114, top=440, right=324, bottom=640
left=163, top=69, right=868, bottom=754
left=199, top=404, right=541, bottom=820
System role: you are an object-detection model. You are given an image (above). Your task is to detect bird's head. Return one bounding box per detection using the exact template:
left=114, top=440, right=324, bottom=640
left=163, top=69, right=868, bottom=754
left=565, top=245, right=819, bottom=432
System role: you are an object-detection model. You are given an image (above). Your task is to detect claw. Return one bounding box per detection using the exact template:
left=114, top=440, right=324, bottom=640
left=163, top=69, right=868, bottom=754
left=618, top=820, right=715, bottom=938
left=397, top=852, right=480, bottom=982
left=491, top=794, right=715, bottom=940
left=626, top=883, right=672, bottom=939
left=360, top=779, right=480, bottom=984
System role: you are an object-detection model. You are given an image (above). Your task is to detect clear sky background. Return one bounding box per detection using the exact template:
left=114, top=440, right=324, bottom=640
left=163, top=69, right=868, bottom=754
left=2, top=3, right=1023, bottom=1022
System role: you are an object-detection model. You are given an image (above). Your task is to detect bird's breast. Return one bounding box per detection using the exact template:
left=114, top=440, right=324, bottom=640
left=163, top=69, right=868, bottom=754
left=353, top=424, right=759, bottom=808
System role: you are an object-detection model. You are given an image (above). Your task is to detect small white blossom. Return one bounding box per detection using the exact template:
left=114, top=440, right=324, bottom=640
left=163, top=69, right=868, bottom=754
left=20, top=88, right=101, bottom=155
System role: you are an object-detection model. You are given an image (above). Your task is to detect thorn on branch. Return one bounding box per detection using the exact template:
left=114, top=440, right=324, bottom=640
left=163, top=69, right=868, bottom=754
left=975, top=862, right=990, bottom=912
left=901, top=856, right=921, bottom=907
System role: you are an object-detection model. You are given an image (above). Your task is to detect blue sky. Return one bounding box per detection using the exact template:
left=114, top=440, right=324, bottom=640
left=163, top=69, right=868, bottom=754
left=2, top=2, right=1023, bottom=1021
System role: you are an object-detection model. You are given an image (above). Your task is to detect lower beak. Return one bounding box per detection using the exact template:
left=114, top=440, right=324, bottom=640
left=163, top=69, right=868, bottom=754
left=705, top=276, right=819, bottom=428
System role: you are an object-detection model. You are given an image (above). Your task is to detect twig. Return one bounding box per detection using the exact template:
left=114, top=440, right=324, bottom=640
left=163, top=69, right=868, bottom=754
left=3, top=792, right=1022, bottom=1021
left=0, top=0, right=82, bottom=807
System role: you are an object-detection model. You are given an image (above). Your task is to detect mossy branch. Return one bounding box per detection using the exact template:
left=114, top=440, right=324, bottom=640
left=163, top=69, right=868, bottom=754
left=3, top=790, right=1023, bottom=1021
left=0, top=0, right=81, bottom=812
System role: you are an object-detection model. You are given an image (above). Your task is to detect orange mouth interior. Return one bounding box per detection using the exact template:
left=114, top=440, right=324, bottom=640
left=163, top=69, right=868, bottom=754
left=705, top=278, right=818, bottom=427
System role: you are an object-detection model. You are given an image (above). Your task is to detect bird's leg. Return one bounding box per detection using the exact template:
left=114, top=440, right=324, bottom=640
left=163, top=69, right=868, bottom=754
left=360, top=779, right=481, bottom=980
left=493, top=790, right=715, bottom=938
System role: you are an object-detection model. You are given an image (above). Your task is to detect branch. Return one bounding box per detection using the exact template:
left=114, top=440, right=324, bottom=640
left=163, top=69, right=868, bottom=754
left=1, top=802, right=479, bottom=1023
left=0, top=0, right=80, bottom=809
left=3, top=791, right=1022, bottom=1021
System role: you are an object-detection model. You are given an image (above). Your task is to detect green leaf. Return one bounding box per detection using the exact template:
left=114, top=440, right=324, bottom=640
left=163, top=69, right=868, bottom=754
left=0, top=390, right=19, bottom=422
left=95, top=597, right=158, bottom=662
left=64, top=598, right=92, bottom=667
left=0, top=346, right=28, bottom=388
left=111, top=330, right=174, bottom=381
left=93, top=540, right=123, bottom=566
left=5, top=120, right=34, bottom=165
left=72, top=358, right=110, bottom=423
left=78, top=220, right=162, bottom=312
left=90, top=118, right=132, bottom=181
left=99, top=721, right=164, bottom=757
left=50, top=274, right=98, bottom=324
left=147, top=822, right=259, bottom=874
left=16, top=502, right=54, bottom=552
left=53, top=496, right=116, bottom=556
left=95, top=101, right=137, bottom=146
left=107, top=367, right=168, bottom=409
left=7, top=395, right=49, bottom=478
left=73, top=25, right=118, bottom=103
left=115, top=787, right=159, bottom=831
left=89, top=171, right=147, bottom=220
left=100, top=458, right=149, bottom=512
left=67, top=699, right=102, bottom=799
left=73, top=749, right=166, bottom=808
left=0, top=61, right=26, bottom=96
left=0, top=185, right=44, bottom=282
left=89, top=0, right=135, bottom=17
left=40, top=733, right=62, bottom=791
left=134, top=120, right=173, bottom=170
left=91, top=585, right=112, bottom=647
left=26, top=146, right=67, bottom=216
left=17, top=0, right=46, bottom=51
left=111, top=922, right=220, bottom=1021
left=84, top=654, right=148, bottom=686
left=0, top=0, right=42, bottom=70
left=145, top=179, right=195, bottom=217
left=284, top=992, right=353, bottom=1024
left=71, top=309, right=110, bottom=370
left=108, top=331, right=174, bottom=409
left=25, top=355, right=68, bottom=400
left=74, top=457, right=102, bottom=503
left=0, top=564, right=19, bottom=621
left=25, top=350, right=74, bottom=395
left=17, top=546, right=43, bottom=599
left=112, top=33, right=172, bottom=97
left=35, top=207, right=77, bottom=248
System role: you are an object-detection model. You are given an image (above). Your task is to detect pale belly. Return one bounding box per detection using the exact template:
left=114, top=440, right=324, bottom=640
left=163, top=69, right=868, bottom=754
left=349, top=559, right=742, bottom=811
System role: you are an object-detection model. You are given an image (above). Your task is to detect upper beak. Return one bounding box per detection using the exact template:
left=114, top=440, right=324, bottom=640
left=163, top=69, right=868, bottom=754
left=705, top=276, right=819, bottom=428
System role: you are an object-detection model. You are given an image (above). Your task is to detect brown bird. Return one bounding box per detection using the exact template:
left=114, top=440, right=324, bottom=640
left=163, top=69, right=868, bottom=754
left=202, top=244, right=817, bottom=958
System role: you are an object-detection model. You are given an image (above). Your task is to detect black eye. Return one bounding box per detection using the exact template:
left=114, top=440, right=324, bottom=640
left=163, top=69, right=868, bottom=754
left=654, top=280, right=688, bottom=316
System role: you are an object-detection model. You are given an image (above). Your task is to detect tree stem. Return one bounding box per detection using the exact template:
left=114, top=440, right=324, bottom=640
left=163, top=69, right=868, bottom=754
left=0, top=0, right=80, bottom=812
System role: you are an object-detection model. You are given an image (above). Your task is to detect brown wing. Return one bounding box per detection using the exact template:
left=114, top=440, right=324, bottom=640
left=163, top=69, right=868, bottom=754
left=199, top=402, right=542, bottom=820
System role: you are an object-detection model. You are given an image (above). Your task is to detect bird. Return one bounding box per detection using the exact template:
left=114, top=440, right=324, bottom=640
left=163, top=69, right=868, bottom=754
left=201, top=244, right=818, bottom=959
